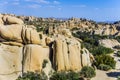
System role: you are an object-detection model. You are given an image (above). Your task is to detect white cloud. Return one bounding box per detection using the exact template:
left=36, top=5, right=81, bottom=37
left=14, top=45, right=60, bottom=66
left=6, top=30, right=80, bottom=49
left=28, top=4, right=42, bottom=8
left=46, top=5, right=56, bottom=8
left=0, top=1, right=8, bottom=6
left=58, top=7, right=62, bottom=10
left=25, top=0, right=50, bottom=4
left=14, top=0, right=19, bottom=1
left=95, top=8, right=99, bottom=10
left=12, top=2, right=19, bottom=5
left=53, top=1, right=60, bottom=4
left=72, top=5, right=87, bottom=8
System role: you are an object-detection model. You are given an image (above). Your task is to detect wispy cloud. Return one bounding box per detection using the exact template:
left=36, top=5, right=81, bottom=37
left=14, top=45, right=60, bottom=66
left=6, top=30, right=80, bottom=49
left=13, top=0, right=19, bottom=1
left=72, top=5, right=87, bottom=8
left=53, top=1, right=60, bottom=4
left=28, top=4, right=42, bottom=8
left=12, top=2, right=19, bottom=5
left=25, top=0, right=50, bottom=4
left=94, top=8, right=99, bottom=10
left=58, top=7, right=62, bottom=10
left=46, top=5, right=56, bottom=8
left=0, top=1, right=8, bottom=6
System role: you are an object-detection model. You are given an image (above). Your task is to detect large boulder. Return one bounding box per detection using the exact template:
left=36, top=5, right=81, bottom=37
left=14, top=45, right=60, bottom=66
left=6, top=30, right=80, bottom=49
left=22, top=26, right=41, bottom=44
left=52, top=35, right=94, bottom=71
left=2, top=15, right=24, bottom=24
left=0, top=44, right=22, bottom=80
left=23, top=44, right=50, bottom=72
left=0, top=24, right=23, bottom=43
left=0, top=25, right=41, bottom=45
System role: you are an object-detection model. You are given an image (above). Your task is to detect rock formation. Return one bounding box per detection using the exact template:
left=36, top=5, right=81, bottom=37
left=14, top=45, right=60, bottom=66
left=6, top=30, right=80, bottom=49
left=99, top=39, right=120, bottom=49
left=0, top=14, right=94, bottom=80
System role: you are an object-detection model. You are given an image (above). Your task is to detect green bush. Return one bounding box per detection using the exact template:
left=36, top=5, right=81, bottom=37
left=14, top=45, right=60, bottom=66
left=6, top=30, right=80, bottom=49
left=66, top=71, right=80, bottom=80
left=16, top=71, right=48, bottom=80
left=80, top=66, right=96, bottom=78
left=117, top=51, right=120, bottom=57
left=91, top=46, right=114, bottom=56
left=50, top=71, right=80, bottom=80
left=50, top=71, right=67, bottom=80
left=95, top=55, right=116, bottom=69
left=98, top=64, right=112, bottom=71
left=117, top=76, right=120, bottom=80
left=42, top=59, right=48, bottom=68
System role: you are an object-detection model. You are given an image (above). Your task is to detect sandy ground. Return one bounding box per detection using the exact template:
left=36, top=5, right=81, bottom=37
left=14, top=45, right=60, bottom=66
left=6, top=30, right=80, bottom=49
left=92, top=52, right=120, bottom=80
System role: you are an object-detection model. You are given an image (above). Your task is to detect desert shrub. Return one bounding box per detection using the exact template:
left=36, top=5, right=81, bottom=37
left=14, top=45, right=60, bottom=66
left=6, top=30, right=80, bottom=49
left=16, top=71, right=47, bottom=80
left=98, top=64, right=112, bottom=71
left=50, top=71, right=80, bottom=80
left=42, top=59, right=48, bottom=68
left=117, top=76, right=120, bottom=80
left=72, top=31, right=113, bottom=56
left=66, top=71, right=80, bottom=80
left=80, top=66, right=96, bottom=79
left=115, top=36, right=120, bottom=43
left=91, top=46, right=114, bottom=56
left=117, top=51, right=120, bottom=57
left=95, top=55, right=116, bottom=69
left=50, top=71, right=67, bottom=80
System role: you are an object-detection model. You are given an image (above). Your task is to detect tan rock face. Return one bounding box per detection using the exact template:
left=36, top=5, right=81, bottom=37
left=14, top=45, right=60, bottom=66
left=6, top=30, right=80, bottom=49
left=23, top=44, right=50, bottom=72
left=0, top=44, right=22, bottom=80
left=0, top=43, right=52, bottom=80
left=99, top=39, right=120, bottom=49
left=3, top=15, right=24, bottom=24
left=22, top=26, right=41, bottom=44
left=53, top=36, right=93, bottom=71
left=0, top=14, right=3, bottom=25
left=0, top=14, right=94, bottom=80
left=0, top=25, right=41, bottom=45
left=93, top=25, right=118, bottom=36
left=0, top=24, right=23, bottom=43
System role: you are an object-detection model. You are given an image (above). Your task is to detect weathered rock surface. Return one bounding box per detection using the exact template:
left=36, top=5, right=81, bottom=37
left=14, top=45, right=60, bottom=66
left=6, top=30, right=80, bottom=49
left=2, top=15, right=24, bottom=24
left=0, top=25, right=41, bottom=45
left=0, top=43, right=22, bottom=80
left=0, top=14, right=94, bottom=80
left=99, top=39, right=120, bottom=49
left=53, top=35, right=94, bottom=71
left=23, top=44, right=50, bottom=72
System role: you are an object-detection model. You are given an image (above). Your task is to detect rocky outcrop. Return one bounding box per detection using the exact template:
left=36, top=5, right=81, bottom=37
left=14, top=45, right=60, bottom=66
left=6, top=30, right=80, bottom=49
left=99, top=39, right=120, bottom=49
left=0, top=25, right=41, bottom=45
left=0, top=14, right=94, bottom=80
left=53, top=35, right=94, bottom=71
left=0, top=44, right=22, bottom=80
left=93, top=25, right=118, bottom=36
left=2, top=15, right=24, bottom=25
left=23, top=44, right=50, bottom=72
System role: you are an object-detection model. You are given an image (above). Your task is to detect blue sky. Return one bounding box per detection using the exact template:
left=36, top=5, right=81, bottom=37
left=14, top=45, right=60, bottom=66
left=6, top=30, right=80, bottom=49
left=0, top=0, right=120, bottom=21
